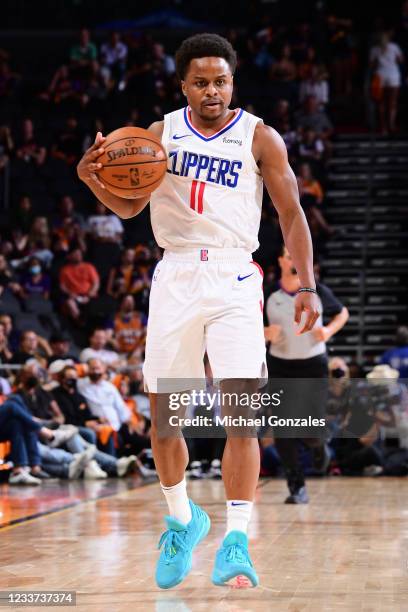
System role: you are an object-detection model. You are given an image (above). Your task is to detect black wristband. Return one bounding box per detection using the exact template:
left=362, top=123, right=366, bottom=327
left=297, top=287, right=317, bottom=294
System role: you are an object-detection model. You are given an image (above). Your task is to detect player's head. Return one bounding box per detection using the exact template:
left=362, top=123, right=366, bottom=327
left=175, top=33, right=237, bottom=121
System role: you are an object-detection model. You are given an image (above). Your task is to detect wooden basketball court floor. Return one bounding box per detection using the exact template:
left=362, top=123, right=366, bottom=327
left=1, top=477, right=408, bottom=611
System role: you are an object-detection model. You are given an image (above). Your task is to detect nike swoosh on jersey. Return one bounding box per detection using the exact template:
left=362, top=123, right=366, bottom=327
left=173, top=134, right=191, bottom=140
left=237, top=273, right=255, bottom=281
left=231, top=502, right=249, bottom=506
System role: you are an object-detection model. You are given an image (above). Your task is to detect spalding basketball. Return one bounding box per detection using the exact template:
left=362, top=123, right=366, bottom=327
left=98, top=127, right=167, bottom=198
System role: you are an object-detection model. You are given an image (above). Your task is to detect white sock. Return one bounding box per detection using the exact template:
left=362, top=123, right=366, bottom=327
left=160, top=477, right=192, bottom=525
left=226, top=500, right=253, bottom=535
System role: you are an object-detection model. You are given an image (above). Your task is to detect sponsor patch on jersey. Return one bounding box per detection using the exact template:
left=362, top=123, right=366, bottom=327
left=222, top=136, right=242, bottom=146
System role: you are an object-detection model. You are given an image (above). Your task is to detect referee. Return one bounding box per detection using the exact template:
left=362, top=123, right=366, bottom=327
left=264, top=245, right=349, bottom=503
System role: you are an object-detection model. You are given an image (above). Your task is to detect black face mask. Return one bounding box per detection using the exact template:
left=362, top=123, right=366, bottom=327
left=25, top=376, right=39, bottom=389
left=331, top=368, right=346, bottom=379
left=89, top=372, right=103, bottom=382
left=65, top=378, right=77, bottom=389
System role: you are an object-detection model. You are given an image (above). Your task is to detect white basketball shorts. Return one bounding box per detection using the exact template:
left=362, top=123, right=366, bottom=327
left=143, top=248, right=268, bottom=393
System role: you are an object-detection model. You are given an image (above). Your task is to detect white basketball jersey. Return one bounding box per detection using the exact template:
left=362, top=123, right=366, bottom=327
left=149, top=107, right=264, bottom=252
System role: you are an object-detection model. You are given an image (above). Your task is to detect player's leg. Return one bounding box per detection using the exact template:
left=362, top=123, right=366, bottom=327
left=150, top=391, right=211, bottom=590
left=206, top=259, right=266, bottom=587
left=143, top=256, right=210, bottom=589
left=150, top=392, right=190, bottom=518
left=212, top=378, right=260, bottom=587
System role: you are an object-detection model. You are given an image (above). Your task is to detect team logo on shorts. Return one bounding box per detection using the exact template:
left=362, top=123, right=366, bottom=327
left=200, top=249, right=208, bottom=261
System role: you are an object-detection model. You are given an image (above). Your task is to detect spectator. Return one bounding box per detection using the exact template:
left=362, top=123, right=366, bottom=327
left=11, top=195, right=35, bottom=233
left=70, top=28, right=98, bottom=73
left=297, top=46, right=318, bottom=80
left=0, top=125, right=13, bottom=172
left=53, top=365, right=102, bottom=440
left=0, top=314, right=18, bottom=352
left=17, top=363, right=65, bottom=426
left=77, top=358, right=131, bottom=454
left=28, top=217, right=51, bottom=252
left=297, top=175, right=333, bottom=238
left=100, top=31, right=128, bottom=87
left=15, top=363, right=123, bottom=478
left=298, top=128, right=326, bottom=164
left=51, top=116, right=83, bottom=166
left=11, top=330, right=52, bottom=368
left=107, top=248, right=137, bottom=299
left=53, top=195, right=85, bottom=231
left=0, top=253, right=21, bottom=295
left=113, top=295, right=145, bottom=357
left=295, top=95, right=333, bottom=138
left=0, top=321, right=13, bottom=365
left=326, top=15, right=354, bottom=97
left=80, top=328, right=122, bottom=370
left=46, top=358, right=77, bottom=391
left=48, top=333, right=77, bottom=364
left=269, top=43, right=297, bottom=82
left=297, top=163, right=324, bottom=204
left=15, top=118, right=46, bottom=166
left=20, top=256, right=51, bottom=299
left=131, top=246, right=154, bottom=313
left=0, top=393, right=57, bottom=485
left=152, top=42, right=176, bottom=77
left=87, top=201, right=124, bottom=281
left=299, top=65, right=329, bottom=108
left=115, top=375, right=151, bottom=457
left=59, top=248, right=100, bottom=322
left=0, top=55, right=20, bottom=98
left=40, top=64, right=75, bottom=105
left=380, top=326, right=408, bottom=379
left=370, top=31, right=404, bottom=134
left=87, top=200, right=124, bottom=243
left=37, top=443, right=96, bottom=480
left=52, top=365, right=139, bottom=477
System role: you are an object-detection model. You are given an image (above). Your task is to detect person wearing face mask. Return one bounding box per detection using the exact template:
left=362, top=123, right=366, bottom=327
left=264, top=245, right=349, bottom=503
left=77, top=358, right=132, bottom=456
left=20, top=256, right=50, bottom=300
left=52, top=365, right=103, bottom=441
left=51, top=365, right=141, bottom=478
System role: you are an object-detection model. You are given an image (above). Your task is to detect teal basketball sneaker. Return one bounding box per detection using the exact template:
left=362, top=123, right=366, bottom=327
left=155, top=499, right=210, bottom=589
left=212, top=530, right=259, bottom=587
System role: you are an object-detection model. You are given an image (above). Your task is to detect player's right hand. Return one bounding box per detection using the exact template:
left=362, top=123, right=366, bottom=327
left=77, top=132, right=106, bottom=189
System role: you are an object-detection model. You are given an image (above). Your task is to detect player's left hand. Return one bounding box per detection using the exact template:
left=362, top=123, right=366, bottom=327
left=294, top=291, right=321, bottom=334
left=312, top=326, right=331, bottom=342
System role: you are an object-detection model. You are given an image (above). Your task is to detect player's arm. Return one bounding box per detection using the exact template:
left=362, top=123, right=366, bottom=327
left=254, top=123, right=319, bottom=333
left=77, top=121, right=164, bottom=219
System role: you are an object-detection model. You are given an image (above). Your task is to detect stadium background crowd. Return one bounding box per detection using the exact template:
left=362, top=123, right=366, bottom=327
left=1, top=0, right=408, bottom=484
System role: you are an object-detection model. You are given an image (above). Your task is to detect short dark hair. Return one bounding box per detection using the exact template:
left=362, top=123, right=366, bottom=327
left=175, top=33, right=237, bottom=80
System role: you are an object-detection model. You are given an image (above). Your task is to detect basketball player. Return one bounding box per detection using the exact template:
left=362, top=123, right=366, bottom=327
left=77, top=33, right=320, bottom=589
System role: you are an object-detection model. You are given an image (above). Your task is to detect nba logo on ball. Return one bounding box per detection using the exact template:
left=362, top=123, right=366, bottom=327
left=130, top=167, right=140, bottom=186
left=200, top=249, right=208, bottom=261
